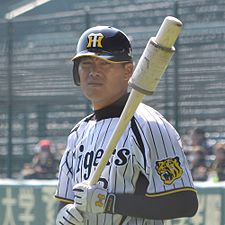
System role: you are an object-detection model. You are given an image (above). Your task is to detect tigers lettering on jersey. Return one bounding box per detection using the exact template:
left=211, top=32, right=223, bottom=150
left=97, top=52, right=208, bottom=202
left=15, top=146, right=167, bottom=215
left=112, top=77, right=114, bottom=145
left=76, top=144, right=130, bottom=180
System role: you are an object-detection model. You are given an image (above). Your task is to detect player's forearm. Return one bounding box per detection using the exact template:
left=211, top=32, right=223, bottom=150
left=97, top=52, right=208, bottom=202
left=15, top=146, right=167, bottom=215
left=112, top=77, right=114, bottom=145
left=113, top=190, right=198, bottom=220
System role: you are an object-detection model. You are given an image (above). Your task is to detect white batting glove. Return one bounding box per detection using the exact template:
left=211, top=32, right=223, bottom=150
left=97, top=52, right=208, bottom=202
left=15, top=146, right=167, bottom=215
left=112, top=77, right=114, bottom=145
left=73, top=182, right=116, bottom=214
left=56, top=204, right=83, bottom=225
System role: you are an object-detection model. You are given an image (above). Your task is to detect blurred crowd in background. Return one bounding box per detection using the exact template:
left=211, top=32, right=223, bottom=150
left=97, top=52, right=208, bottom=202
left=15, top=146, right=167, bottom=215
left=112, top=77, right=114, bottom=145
left=20, top=127, right=225, bottom=182
left=20, top=139, right=64, bottom=180
left=183, top=128, right=225, bottom=182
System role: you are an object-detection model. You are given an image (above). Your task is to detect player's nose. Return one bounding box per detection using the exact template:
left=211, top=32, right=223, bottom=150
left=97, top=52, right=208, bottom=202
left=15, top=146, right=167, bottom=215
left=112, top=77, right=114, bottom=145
left=88, top=64, right=102, bottom=79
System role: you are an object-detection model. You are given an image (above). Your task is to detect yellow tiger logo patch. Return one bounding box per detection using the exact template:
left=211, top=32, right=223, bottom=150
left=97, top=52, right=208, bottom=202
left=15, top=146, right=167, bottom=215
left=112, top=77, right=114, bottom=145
left=155, top=157, right=183, bottom=185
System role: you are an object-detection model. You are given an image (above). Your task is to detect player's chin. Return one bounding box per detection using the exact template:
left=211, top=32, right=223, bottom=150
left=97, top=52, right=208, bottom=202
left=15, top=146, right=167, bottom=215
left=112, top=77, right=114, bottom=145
left=86, top=84, right=104, bottom=94
left=83, top=84, right=103, bottom=94
left=86, top=85, right=104, bottom=95
left=84, top=90, right=105, bottom=101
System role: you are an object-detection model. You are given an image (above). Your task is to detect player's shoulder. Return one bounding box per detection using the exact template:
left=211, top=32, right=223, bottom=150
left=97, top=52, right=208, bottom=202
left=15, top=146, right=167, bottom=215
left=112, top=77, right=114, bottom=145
left=134, top=103, right=177, bottom=132
left=134, top=103, right=182, bottom=147
left=70, top=113, right=94, bottom=134
left=135, top=102, right=164, bottom=121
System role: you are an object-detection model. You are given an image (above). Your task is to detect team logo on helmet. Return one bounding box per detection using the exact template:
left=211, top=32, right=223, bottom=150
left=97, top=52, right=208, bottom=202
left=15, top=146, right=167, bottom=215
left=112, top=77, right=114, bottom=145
left=87, top=33, right=104, bottom=48
left=155, top=157, right=183, bottom=185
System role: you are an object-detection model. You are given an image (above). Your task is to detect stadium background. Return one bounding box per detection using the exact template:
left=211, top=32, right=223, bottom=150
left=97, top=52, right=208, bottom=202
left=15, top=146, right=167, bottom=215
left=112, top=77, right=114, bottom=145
left=0, top=0, right=225, bottom=224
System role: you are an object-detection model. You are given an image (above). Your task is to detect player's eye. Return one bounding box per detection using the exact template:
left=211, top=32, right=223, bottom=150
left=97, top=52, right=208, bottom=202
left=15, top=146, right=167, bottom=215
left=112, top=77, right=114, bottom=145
left=80, top=60, right=93, bottom=68
left=100, top=61, right=111, bottom=66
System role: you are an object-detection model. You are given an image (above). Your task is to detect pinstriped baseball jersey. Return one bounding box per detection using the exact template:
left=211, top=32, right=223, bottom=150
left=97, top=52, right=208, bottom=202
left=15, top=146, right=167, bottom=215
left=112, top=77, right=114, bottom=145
left=55, top=101, right=195, bottom=225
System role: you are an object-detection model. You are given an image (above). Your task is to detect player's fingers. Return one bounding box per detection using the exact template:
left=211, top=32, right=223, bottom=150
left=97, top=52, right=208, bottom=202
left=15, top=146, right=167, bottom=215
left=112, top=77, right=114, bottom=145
left=73, top=180, right=89, bottom=190
left=56, top=204, right=83, bottom=225
left=73, top=183, right=88, bottom=209
left=63, top=215, right=76, bottom=225
left=74, top=189, right=85, bottom=204
left=69, top=205, right=84, bottom=223
left=73, top=185, right=85, bottom=192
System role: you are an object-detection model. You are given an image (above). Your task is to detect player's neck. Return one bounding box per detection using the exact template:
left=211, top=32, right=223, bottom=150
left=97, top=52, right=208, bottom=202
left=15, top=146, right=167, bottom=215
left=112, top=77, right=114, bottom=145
left=92, top=91, right=129, bottom=110
left=93, top=93, right=129, bottom=121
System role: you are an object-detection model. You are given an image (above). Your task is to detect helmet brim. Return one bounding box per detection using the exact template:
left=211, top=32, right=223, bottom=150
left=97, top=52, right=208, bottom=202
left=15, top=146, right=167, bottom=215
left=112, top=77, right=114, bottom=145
left=71, top=50, right=132, bottom=63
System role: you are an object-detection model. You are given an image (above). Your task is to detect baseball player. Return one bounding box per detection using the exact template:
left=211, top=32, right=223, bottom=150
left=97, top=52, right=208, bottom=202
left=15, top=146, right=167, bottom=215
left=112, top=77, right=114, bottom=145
left=55, top=26, right=198, bottom=225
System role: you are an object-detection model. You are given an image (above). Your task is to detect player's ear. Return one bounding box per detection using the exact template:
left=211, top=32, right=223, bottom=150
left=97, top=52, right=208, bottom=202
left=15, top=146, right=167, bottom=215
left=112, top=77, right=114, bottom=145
left=123, top=62, right=134, bottom=81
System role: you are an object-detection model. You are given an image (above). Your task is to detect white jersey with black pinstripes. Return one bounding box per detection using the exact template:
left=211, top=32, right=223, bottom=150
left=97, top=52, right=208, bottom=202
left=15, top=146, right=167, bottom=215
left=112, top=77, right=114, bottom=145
left=55, top=102, right=195, bottom=225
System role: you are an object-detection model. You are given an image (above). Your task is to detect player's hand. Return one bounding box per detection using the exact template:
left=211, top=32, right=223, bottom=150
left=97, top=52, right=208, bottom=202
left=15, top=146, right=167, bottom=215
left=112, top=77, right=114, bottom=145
left=56, top=203, right=83, bottom=225
left=73, top=182, right=116, bottom=214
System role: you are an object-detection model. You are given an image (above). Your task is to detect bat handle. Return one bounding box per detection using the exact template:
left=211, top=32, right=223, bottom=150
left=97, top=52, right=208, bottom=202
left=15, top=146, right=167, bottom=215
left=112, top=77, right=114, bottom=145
left=88, top=89, right=145, bottom=186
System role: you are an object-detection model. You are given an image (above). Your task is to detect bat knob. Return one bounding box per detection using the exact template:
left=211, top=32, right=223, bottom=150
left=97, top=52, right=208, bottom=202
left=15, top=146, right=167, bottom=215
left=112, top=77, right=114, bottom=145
left=155, top=16, right=183, bottom=49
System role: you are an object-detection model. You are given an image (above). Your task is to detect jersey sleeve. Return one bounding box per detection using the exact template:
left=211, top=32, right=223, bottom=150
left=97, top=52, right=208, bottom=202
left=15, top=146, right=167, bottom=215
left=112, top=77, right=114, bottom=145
left=54, top=137, right=75, bottom=203
left=54, top=116, right=92, bottom=203
left=134, top=107, right=195, bottom=196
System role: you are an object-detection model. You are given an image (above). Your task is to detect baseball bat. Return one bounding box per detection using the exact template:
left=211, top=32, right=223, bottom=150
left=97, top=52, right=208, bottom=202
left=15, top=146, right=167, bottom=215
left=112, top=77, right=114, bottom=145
left=89, top=16, right=183, bottom=185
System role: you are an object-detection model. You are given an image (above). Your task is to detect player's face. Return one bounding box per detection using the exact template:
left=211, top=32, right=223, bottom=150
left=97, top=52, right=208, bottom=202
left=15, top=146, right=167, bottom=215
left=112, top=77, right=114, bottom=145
left=78, top=57, right=133, bottom=110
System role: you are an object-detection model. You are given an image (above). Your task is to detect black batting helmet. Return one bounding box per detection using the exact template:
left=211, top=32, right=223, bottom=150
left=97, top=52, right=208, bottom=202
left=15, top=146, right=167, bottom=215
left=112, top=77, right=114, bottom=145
left=72, top=26, right=133, bottom=85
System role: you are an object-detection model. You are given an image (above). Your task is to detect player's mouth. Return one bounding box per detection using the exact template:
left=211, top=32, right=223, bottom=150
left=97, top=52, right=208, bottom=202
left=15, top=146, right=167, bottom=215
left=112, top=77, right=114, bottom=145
left=88, top=82, right=103, bottom=86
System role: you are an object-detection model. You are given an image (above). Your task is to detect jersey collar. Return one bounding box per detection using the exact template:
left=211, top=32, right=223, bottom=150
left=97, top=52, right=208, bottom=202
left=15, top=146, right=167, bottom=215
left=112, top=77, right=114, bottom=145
left=94, top=93, right=129, bottom=121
